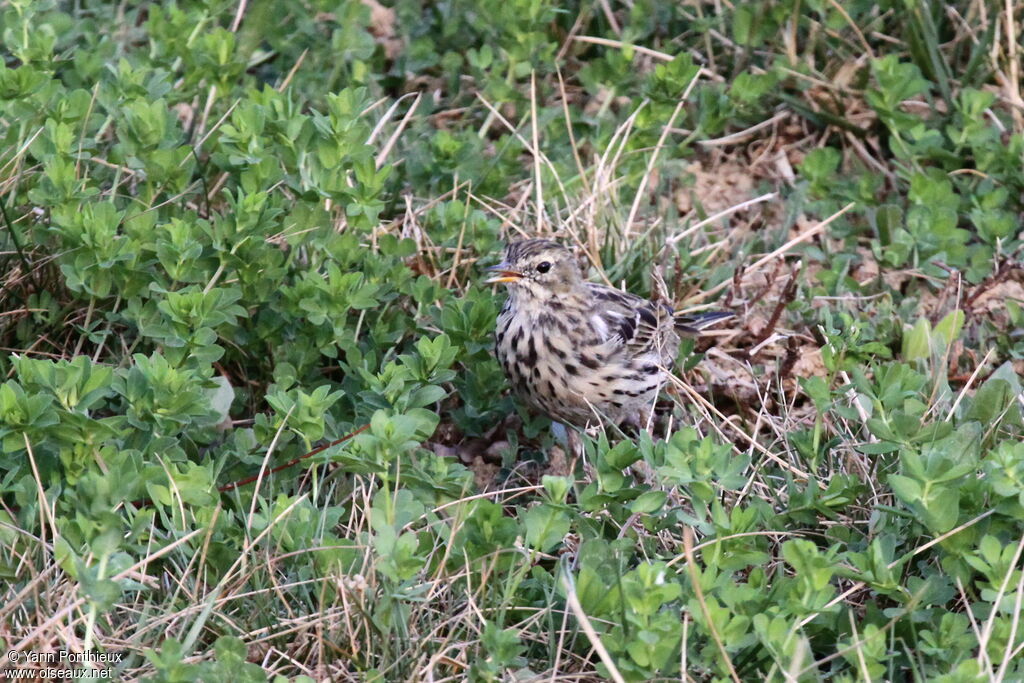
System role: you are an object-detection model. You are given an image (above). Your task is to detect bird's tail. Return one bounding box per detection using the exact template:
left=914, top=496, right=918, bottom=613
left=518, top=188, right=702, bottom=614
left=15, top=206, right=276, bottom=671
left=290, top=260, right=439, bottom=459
left=673, top=310, right=735, bottom=334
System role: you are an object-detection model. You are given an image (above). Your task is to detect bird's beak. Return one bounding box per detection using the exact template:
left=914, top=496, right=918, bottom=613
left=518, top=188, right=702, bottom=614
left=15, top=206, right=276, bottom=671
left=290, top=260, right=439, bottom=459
left=484, top=263, right=523, bottom=284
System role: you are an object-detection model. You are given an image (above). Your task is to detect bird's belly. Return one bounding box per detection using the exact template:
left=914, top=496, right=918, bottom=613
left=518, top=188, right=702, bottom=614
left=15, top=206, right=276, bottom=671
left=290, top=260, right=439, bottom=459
left=558, top=353, right=666, bottom=422
left=496, top=314, right=666, bottom=426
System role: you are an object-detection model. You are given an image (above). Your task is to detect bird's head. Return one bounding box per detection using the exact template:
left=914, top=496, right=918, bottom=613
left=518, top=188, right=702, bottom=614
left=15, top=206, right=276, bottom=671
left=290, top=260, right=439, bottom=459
left=485, top=239, right=581, bottom=298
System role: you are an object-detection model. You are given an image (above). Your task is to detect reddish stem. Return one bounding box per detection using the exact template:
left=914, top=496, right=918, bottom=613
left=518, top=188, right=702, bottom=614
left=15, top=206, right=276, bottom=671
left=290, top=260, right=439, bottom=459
left=217, top=423, right=371, bottom=493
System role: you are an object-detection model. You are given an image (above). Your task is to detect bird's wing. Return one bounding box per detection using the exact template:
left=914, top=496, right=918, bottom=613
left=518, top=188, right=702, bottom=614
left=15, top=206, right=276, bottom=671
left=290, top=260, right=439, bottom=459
left=583, top=282, right=671, bottom=354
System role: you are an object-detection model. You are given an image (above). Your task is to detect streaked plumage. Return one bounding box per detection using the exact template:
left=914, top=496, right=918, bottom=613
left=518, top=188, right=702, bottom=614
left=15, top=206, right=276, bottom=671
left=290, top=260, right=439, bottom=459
left=486, top=239, right=732, bottom=428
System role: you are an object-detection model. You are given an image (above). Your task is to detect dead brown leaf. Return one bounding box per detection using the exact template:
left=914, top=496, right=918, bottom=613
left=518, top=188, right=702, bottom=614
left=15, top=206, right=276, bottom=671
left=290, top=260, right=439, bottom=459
left=971, top=279, right=1024, bottom=315
left=790, top=345, right=826, bottom=379
left=361, top=0, right=402, bottom=60
left=675, top=159, right=756, bottom=216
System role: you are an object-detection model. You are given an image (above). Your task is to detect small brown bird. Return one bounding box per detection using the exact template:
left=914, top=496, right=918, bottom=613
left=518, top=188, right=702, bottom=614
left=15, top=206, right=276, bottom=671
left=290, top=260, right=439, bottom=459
left=487, top=239, right=732, bottom=429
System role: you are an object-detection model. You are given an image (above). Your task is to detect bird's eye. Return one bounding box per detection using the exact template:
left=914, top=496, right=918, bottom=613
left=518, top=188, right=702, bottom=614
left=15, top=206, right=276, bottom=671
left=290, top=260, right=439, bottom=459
left=536, top=261, right=552, bottom=274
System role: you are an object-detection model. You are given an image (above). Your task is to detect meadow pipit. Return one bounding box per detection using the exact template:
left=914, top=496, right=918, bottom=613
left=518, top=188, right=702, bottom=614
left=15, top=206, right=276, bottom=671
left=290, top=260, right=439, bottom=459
left=487, top=239, right=733, bottom=429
